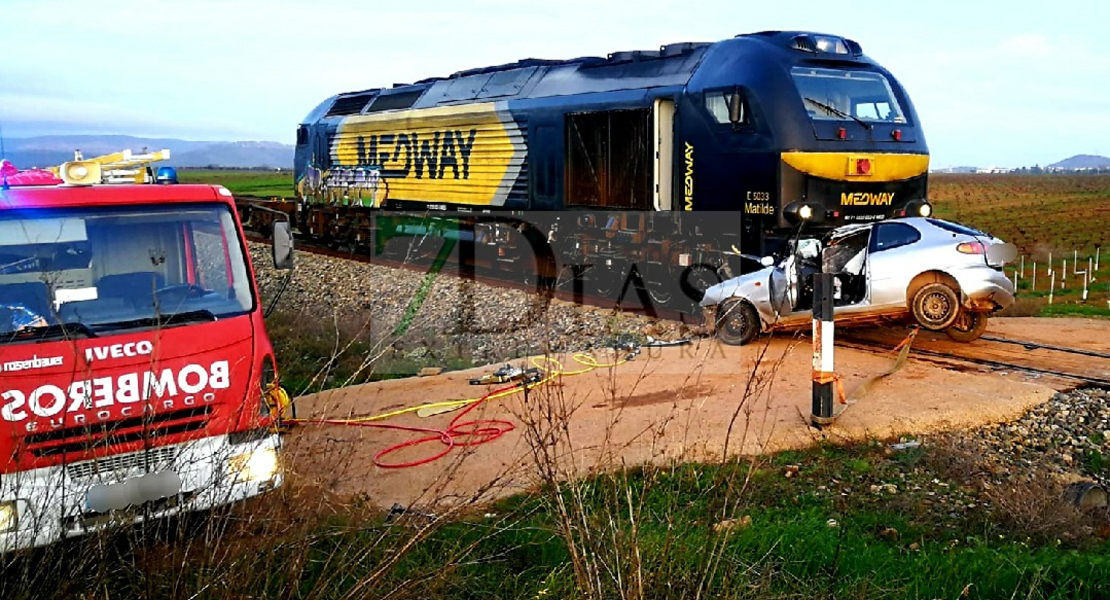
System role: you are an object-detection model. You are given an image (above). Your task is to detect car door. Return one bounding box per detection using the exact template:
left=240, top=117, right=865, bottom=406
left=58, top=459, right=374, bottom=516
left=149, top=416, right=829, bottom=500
left=867, top=222, right=923, bottom=308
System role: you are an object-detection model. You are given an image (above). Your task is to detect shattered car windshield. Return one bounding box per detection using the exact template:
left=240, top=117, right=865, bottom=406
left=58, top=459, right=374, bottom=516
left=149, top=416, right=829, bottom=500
left=792, top=67, right=907, bottom=124
left=0, top=204, right=254, bottom=343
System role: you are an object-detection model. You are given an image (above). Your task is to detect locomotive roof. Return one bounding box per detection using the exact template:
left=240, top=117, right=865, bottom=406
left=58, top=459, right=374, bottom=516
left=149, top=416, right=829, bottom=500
left=308, top=30, right=868, bottom=122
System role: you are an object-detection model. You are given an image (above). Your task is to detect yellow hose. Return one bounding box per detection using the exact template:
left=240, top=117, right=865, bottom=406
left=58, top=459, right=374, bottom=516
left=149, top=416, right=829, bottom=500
left=284, top=350, right=634, bottom=426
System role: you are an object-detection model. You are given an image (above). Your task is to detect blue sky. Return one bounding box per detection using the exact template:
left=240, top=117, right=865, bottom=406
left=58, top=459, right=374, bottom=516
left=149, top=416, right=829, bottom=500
left=1, top=0, right=1107, bottom=168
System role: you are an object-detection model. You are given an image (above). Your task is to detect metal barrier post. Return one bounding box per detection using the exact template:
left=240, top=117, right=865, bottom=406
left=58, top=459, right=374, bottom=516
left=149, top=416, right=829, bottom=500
left=811, top=273, right=835, bottom=428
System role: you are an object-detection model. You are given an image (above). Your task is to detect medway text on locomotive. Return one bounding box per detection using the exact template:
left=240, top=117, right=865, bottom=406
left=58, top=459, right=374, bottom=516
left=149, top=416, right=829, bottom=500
left=241, top=30, right=932, bottom=309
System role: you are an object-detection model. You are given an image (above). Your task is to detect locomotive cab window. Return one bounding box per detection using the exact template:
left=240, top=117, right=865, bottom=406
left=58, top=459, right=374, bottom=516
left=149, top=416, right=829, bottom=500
left=791, top=67, right=906, bottom=124
left=705, top=90, right=749, bottom=126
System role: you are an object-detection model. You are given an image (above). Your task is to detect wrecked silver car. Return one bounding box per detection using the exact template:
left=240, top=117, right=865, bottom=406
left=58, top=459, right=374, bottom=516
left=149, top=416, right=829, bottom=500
left=701, top=217, right=1017, bottom=345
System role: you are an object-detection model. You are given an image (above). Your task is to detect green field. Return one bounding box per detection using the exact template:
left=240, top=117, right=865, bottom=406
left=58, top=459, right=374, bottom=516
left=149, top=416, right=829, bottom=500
left=177, top=169, right=294, bottom=198
left=930, top=173, right=1110, bottom=317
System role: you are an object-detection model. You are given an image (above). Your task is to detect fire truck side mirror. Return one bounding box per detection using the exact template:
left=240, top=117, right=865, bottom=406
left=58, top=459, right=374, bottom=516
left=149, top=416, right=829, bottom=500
left=272, top=221, right=295, bottom=270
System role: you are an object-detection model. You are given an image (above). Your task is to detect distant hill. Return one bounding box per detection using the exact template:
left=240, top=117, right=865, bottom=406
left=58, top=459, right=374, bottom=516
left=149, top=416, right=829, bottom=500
left=1047, top=154, right=1110, bottom=170
left=1, top=135, right=293, bottom=169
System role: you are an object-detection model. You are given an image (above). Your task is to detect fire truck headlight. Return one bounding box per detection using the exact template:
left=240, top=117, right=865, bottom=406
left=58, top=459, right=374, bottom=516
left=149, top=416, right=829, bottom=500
left=228, top=448, right=279, bottom=483
left=0, top=501, right=17, bottom=533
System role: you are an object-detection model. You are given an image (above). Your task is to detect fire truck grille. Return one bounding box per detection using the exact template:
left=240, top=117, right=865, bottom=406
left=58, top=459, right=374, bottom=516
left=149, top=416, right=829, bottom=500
left=24, top=407, right=213, bottom=458
left=65, top=445, right=181, bottom=479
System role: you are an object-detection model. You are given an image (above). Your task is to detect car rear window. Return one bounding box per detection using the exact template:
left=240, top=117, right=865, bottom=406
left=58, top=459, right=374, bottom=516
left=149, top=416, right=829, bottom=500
left=927, top=219, right=986, bottom=237
left=871, top=223, right=921, bottom=252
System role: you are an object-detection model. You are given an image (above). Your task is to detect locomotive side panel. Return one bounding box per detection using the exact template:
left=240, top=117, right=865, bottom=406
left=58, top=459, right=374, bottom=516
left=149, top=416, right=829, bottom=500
left=299, top=103, right=528, bottom=209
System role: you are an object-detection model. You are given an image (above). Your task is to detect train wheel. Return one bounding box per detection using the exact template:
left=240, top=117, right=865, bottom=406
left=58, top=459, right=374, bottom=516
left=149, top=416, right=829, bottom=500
left=910, top=283, right=960, bottom=331
left=680, top=264, right=721, bottom=304
left=589, top=265, right=622, bottom=299
left=945, top=311, right=988, bottom=343
left=640, top=264, right=676, bottom=307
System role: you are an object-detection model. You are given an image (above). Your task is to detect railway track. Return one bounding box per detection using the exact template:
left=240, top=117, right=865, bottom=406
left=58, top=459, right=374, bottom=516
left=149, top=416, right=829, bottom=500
left=838, top=326, right=1110, bottom=392
left=246, top=230, right=698, bottom=324
left=249, top=231, right=1110, bottom=391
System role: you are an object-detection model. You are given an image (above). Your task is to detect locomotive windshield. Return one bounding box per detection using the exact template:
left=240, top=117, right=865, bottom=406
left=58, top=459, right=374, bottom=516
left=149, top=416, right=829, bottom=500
left=0, top=204, right=254, bottom=342
left=791, top=67, right=906, bottom=124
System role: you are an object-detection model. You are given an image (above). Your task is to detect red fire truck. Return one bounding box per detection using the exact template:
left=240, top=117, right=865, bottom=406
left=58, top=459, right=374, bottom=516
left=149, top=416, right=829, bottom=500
left=0, top=151, right=294, bottom=551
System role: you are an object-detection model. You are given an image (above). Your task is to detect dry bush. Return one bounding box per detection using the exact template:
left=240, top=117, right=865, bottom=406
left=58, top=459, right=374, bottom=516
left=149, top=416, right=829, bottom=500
left=923, top=435, right=1104, bottom=546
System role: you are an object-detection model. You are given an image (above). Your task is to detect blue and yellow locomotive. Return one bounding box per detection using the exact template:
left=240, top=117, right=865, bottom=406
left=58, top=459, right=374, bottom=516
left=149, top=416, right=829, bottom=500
left=282, top=30, right=932, bottom=306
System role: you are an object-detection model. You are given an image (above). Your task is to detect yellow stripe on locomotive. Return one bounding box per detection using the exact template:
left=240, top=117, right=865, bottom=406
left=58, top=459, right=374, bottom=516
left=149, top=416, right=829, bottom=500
left=310, top=103, right=526, bottom=208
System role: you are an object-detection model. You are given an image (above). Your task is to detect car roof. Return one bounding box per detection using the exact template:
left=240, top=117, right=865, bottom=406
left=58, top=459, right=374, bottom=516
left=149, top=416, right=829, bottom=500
left=828, top=217, right=950, bottom=241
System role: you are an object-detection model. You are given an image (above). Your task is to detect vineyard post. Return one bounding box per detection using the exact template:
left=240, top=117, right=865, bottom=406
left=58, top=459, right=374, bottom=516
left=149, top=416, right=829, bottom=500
left=1020, top=255, right=1025, bottom=278
left=1074, top=249, right=1078, bottom=275
left=1048, top=252, right=1052, bottom=275
left=1062, top=259, right=1067, bottom=289
left=1096, top=245, right=1100, bottom=271
left=1032, top=263, right=1037, bottom=291
left=1083, top=270, right=1089, bottom=301
left=1049, top=271, right=1055, bottom=304
left=1090, top=257, right=1095, bottom=284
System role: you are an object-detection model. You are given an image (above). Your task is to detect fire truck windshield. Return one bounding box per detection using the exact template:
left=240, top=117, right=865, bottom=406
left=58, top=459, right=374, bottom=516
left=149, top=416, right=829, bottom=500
left=791, top=66, right=907, bottom=124
left=0, top=204, right=254, bottom=342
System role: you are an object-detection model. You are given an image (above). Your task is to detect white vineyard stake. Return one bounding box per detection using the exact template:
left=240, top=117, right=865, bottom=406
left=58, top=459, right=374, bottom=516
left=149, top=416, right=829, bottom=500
left=1090, top=257, right=1095, bottom=284
left=1032, top=263, right=1037, bottom=291
left=1049, top=271, right=1055, bottom=304
left=1048, top=252, right=1052, bottom=276
left=1074, top=250, right=1078, bottom=275
left=1062, top=259, right=1067, bottom=289
left=1020, top=255, right=1025, bottom=278
left=1083, top=271, right=1089, bottom=301
left=1096, top=246, right=1100, bottom=271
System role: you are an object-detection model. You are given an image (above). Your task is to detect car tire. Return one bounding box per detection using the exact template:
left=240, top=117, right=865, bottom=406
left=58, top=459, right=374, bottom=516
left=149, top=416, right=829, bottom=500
left=911, top=282, right=960, bottom=331
left=716, top=299, right=759, bottom=346
left=945, top=310, right=988, bottom=343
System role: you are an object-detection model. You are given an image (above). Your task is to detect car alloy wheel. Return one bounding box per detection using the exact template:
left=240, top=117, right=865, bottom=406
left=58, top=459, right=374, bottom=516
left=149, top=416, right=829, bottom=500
left=911, top=282, right=960, bottom=330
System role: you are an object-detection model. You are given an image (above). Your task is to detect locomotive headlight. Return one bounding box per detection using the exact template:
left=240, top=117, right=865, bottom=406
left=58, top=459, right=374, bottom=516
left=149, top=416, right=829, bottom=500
left=783, top=201, right=820, bottom=224
left=918, top=203, right=933, bottom=217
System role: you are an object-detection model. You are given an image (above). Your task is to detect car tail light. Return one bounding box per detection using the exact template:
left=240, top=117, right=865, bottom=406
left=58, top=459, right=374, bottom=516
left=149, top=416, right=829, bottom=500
left=956, top=242, right=986, bottom=254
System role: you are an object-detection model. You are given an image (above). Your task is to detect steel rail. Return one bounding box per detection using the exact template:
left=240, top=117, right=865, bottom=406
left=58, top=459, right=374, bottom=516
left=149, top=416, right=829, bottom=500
left=835, top=339, right=1110, bottom=389
left=979, top=335, right=1110, bottom=360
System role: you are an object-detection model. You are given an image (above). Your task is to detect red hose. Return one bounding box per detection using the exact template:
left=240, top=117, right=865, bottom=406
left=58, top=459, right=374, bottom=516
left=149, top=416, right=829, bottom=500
left=295, top=382, right=518, bottom=469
